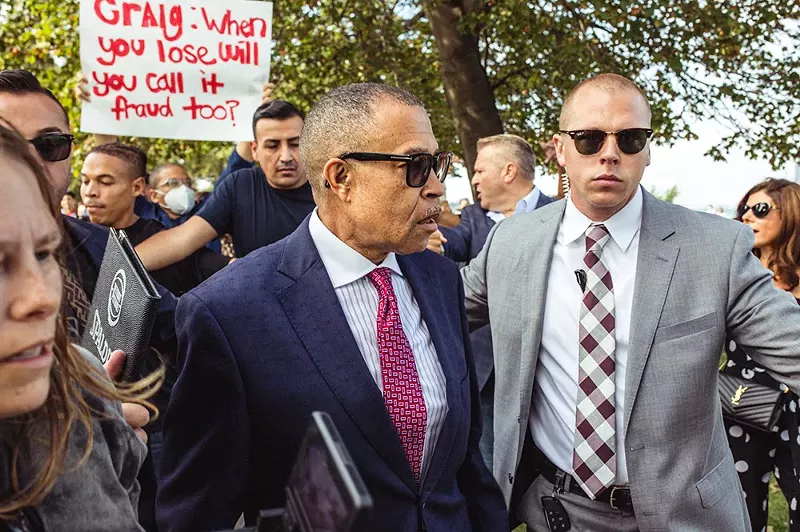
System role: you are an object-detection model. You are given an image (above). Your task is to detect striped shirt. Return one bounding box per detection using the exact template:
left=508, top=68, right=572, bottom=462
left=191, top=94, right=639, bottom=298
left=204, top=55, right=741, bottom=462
left=309, top=210, right=449, bottom=481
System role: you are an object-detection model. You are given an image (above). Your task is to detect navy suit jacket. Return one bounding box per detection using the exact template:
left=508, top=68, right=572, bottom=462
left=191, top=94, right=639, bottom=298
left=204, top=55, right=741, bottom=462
left=440, top=192, right=555, bottom=387
left=155, top=218, right=507, bottom=532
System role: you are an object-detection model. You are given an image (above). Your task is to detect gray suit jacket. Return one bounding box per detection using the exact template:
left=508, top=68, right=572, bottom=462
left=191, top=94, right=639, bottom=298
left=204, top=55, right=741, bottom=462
left=462, top=190, right=800, bottom=532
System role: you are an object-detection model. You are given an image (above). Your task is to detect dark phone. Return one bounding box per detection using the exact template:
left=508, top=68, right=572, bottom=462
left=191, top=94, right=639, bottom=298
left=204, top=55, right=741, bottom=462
left=541, top=496, right=571, bottom=532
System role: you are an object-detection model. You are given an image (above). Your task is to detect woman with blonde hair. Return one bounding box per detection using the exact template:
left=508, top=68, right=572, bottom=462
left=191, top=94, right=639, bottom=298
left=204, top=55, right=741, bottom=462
left=721, top=178, right=800, bottom=531
left=0, top=122, right=161, bottom=530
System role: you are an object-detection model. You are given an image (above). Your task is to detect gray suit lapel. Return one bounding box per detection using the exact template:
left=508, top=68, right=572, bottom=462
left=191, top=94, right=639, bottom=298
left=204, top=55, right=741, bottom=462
left=515, top=202, right=566, bottom=435
left=623, top=192, right=679, bottom=437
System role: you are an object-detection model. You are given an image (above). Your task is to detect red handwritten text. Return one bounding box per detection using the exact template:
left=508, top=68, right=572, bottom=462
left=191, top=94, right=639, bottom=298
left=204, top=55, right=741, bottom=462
left=199, top=71, right=224, bottom=95
left=156, top=40, right=216, bottom=65
left=146, top=72, right=184, bottom=94
left=96, top=36, right=145, bottom=66
left=200, top=8, right=268, bottom=38
left=94, top=0, right=183, bottom=42
left=111, top=95, right=174, bottom=120
left=182, top=97, right=240, bottom=125
left=92, top=71, right=137, bottom=96
left=218, top=41, right=259, bottom=65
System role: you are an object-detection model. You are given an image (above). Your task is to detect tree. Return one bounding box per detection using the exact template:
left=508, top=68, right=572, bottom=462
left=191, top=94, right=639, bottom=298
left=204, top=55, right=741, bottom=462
left=650, top=184, right=679, bottom=203
left=2, top=0, right=798, bottom=190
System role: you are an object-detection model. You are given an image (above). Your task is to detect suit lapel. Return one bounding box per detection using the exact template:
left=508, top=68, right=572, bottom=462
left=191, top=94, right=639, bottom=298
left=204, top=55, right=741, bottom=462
left=623, top=193, right=679, bottom=436
left=398, top=254, right=459, bottom=494
left=277, top=221, right=417, bottom=490
left=515, top=202, right=565, bottom=433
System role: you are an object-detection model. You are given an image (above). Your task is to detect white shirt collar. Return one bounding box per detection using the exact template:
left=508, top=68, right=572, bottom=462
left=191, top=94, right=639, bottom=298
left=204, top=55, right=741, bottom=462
left=562, top=185, right=643, bottom=252
left=308, top=209, right=403, bottom=289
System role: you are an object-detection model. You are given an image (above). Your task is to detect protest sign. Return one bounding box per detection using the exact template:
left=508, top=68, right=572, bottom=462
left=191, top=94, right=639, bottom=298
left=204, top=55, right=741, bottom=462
left=79, top=0, right=272, bottom=142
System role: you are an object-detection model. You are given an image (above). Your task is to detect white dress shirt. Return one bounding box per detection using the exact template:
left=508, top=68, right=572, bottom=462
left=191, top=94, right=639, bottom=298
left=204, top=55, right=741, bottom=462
left=486, top=185, right=542, bottom=223
left=529, top=186, right=643, bottom=485
left=308, top=210, right=449, bottom=480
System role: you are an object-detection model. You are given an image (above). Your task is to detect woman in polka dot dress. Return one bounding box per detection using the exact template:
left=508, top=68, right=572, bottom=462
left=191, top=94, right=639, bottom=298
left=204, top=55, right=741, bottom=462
left=721, top=179, right=800, bottom=532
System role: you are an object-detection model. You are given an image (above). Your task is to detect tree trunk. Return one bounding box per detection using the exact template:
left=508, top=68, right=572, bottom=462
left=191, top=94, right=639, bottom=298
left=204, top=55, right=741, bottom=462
left=424, top=0, right=503, bottom=190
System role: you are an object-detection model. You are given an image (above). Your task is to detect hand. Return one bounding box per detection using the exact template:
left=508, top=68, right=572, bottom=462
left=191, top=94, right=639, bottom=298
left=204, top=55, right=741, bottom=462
left=261, top=82, right=275, bottom=104
left=74, top=73, right=91, bottom=103
left=427, top=230, right=447, bottom=255
left=104, top=350, right=150, bottom=445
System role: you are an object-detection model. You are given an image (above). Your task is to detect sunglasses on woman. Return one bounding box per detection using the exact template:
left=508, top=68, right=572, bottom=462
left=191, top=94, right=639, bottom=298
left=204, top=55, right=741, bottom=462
left=29, top=133, right=75, bottom=162
left=336, top=151, right=453, bottom=188
left=559, top=128, right=653, bottom=155
left=738, top=202, right=778, bottom=219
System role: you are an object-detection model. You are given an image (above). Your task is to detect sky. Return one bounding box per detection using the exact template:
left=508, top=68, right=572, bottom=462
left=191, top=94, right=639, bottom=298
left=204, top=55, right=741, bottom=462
left=445, top=120, right=797, bottom=213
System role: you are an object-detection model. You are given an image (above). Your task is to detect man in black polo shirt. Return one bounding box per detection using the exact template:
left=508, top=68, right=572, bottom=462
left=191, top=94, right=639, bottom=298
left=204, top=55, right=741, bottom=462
left=80, top=142, right=229, bottom=296
left=136, top=100, right=316, bottom=270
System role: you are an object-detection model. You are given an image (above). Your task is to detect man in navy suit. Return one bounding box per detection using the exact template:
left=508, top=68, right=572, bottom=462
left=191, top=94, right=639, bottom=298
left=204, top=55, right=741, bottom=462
left=433, top=134, right=555, bottom=469
left=156, top=83, right=508, bottom=532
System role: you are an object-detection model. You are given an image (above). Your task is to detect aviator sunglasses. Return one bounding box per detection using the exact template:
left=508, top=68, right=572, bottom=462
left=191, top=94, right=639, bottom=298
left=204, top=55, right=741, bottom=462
left=29, top=133, right=75, bottom=162
left=559, top=128, right=653, bottom=155
left=335, top=151, right=453, bottom=188
left=738, top=202, right=778, bottom=219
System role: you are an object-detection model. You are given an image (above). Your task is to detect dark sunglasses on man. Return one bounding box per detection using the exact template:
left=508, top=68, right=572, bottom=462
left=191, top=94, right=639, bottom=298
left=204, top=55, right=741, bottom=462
left=559, top=128, right=653, bottom=156
left=29, top=133, right=75, bottom=162
left=738, top=202, right=777, bottom=219
left=333, top=151, right=453, bottom=188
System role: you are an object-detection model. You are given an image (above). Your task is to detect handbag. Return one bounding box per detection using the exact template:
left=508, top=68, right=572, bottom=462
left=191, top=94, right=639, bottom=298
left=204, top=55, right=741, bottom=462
left=718, top=371, right=787, bottom=432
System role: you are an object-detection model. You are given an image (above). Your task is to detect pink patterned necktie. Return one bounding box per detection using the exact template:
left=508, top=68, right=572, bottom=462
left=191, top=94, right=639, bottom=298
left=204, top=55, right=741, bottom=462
left=367, top=267, right=427, bottom=482
left=572, top=224, right=617, bottom=499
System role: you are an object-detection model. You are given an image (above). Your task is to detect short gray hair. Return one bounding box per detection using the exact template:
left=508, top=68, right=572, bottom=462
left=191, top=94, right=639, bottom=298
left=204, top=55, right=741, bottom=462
left=477, top=134, right=536, bottom=181
left=300, top=83, right=425, bottom=197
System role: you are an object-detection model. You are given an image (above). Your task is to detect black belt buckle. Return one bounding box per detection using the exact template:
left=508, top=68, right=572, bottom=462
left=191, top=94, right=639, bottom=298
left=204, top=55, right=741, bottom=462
left=608, top=486, right=632, bottom=513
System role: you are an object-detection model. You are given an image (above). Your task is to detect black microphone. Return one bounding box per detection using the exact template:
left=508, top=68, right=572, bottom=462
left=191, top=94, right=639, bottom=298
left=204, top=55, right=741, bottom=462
left=574, top=269, right=587, bottom=292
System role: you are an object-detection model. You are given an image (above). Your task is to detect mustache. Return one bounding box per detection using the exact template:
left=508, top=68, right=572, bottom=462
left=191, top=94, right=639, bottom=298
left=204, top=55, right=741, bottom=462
left=277, top=162, right=298, bottom=170
left=423, top=205, right=442, bottom=219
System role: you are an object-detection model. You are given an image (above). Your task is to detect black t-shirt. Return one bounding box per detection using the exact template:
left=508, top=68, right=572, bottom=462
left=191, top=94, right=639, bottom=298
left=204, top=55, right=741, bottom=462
left=197, top=167, right=316, bottom=257
left=122, top=217, right=228, bottom=296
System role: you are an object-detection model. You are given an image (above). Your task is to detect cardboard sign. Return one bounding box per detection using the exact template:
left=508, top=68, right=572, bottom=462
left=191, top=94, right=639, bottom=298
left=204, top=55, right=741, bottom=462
left=79, top=0, right=272, bottom=142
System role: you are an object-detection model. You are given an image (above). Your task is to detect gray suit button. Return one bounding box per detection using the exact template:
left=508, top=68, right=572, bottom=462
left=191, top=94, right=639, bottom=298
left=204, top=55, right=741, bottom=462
left=508, top=473, right=514, bottom=484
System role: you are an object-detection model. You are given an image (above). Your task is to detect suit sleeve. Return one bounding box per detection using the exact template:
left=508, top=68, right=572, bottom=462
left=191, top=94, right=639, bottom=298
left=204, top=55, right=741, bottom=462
left=440, top=220, right=471, bottom=263
left=455, top=272, right=510, bottom=531
left=461, top=224, right=501, bottom=332
left=727, top=224, right=800, bottom=392
left=156, top=292, right=251, bottom=532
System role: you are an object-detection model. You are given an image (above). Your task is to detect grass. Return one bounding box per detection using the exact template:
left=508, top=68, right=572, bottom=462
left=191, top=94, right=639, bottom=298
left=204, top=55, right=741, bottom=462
left=510, top=476, right=789, bottom=532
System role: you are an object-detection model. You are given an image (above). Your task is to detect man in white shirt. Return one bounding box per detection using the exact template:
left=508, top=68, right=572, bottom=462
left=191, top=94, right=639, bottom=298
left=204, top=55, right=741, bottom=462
left=462, top=73, right=800, bottom=531
left=156, top=82, right=507, bottom=532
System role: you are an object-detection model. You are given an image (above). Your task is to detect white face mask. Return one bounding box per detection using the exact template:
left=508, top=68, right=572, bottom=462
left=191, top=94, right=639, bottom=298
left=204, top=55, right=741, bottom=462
left=163, top=185, right=196, bottom=215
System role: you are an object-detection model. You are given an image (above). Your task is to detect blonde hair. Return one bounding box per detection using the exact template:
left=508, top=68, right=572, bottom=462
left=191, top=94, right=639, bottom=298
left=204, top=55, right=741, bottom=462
left=0, top=122, right=163, bottom=519
left=477, top=134, right=536, bottom=181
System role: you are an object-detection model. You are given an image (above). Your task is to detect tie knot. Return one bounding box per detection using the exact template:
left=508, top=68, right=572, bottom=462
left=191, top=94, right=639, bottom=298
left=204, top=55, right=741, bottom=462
left=585, top=224, right=611, bottom=253
left=367, top=267, right=393, bottom=294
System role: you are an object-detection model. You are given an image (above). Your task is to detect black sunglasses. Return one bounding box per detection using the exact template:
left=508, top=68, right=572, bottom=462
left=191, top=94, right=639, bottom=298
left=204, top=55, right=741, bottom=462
left=559, top=128, right=653, bottom=155
left=29, top=133, right=75, bottom=162
left=738, top=202, right=777, bottom=219
left=336, top=151, right=453, bottom=188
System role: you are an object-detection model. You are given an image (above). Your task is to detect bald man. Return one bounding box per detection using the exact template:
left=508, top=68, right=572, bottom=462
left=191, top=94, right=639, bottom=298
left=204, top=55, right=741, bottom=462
left=462, top=73, right=800, bottom=531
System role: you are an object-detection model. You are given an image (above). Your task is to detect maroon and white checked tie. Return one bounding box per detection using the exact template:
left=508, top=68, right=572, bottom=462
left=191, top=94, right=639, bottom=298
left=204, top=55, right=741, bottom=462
left=572, top=224, right=617, bottom=499
left=368, top=267, right=427, bottom=482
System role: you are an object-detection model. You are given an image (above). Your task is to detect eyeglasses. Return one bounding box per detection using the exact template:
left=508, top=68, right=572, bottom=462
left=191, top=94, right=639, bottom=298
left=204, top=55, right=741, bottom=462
left=559, top=128, right=653, bottom=155
left=156, top=178, right=192, bottom=190
left=29, top=133, right=75, bottom=162
left=337, top=151, right=453, bottom=188
left=738, top=202, right=777, bottom=219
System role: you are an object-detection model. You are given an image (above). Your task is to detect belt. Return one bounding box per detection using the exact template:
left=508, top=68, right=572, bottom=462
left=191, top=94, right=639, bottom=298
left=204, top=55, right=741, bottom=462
left=536, top=449, right=635, bottom=514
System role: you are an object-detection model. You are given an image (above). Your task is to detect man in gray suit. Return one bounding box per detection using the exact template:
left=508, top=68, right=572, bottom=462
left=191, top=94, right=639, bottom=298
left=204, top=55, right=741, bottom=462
left=462, top=73, right=800, bottom=531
